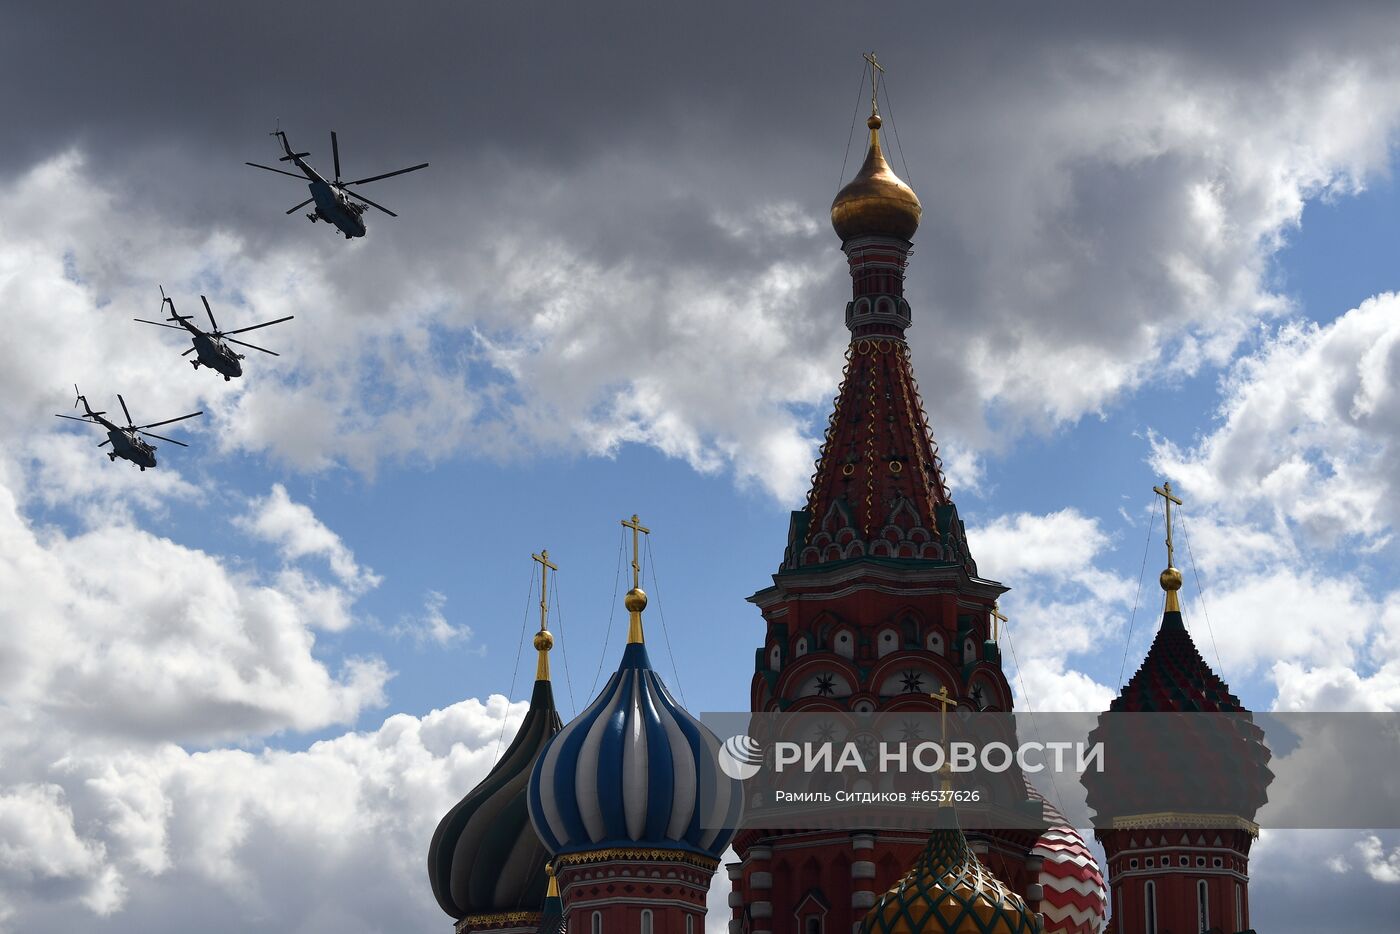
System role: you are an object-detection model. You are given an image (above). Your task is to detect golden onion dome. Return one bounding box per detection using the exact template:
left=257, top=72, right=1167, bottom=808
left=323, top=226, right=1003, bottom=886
left=860, top=828, right=1038, bottom=934
left=831, top=113, right=923, bottom=242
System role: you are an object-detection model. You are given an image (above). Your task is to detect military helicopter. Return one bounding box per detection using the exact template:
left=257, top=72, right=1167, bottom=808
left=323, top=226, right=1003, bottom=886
left=134, top=287, right=293, bottom=381
left=54, top=386, right=202, bottom=471
left=245, top=129, right=428, bottom=239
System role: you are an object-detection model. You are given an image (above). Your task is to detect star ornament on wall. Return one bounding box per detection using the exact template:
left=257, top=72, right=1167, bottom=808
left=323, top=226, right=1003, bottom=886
left=815, top=674, right=836, bottom=696
left=900, top=669, right=924, bottom=693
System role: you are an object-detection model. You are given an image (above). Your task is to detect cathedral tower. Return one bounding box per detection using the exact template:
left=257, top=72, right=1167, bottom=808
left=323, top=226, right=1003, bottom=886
left=1082, top=484, right=1271, bottom=934
left=529, top=516, right=742, bottom=934
left=730, top=57, right=1056, bottom=934
left=429, top=553, right=566, bottom=934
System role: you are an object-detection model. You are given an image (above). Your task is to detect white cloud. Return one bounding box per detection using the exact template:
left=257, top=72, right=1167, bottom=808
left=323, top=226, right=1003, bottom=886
left=1154, top=294, right=1400, bottom=548
left=970, top=509, right=1127, bottom=710
left=0, top=695, right=527, bottom=933
left=238, top=483, right=381, bottom=593
left=0, top=478, right=388, bottom=745
left=1355, top=834, right=1400, bottom=884
left=1250, top=830, right=1400, bottom=929
left=395, top=590, right=476, bottom=648
left=1270, top=660, right=1400, bottom=713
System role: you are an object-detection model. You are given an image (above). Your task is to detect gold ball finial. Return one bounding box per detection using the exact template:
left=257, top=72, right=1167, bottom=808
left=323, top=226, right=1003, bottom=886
left=1160, top=567, right=1183, bottom=592
left=624, top=587, right=648, bottom=613
left=867, top=113, right=882, bottom=131
left=534, top=630, right=554, bottom=652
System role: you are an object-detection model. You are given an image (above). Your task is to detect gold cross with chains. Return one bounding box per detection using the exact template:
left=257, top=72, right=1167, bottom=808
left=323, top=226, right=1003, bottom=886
left=929, top=685, right=956, bottom=744
left=532, top=549, right=557, bottom=633
left=1153, top=480, right=1183, bottom=569
left=929, top=685, right=957, bottom=798
left=531, top=549, right=558, bottom=680
left=621, top=514, right=651, bottom=644
left=863, top=51, right=884, bottom=115
left=621, top=513, right=650, bottom=591
left=990, top=602, right=1008, bottom=644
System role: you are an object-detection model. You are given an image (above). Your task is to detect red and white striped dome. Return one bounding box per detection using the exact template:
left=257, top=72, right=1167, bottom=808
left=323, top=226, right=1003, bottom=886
left=1026, top=781, right=1107, bottom=934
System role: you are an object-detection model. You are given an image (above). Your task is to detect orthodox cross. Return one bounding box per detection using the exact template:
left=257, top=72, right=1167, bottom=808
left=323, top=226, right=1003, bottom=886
left=621, top=513, right=650, bottom=590
left=531, top=549, right=557, bottom=633
left=1153, top=481, right=1184, bottom=568
left=864, top=51, right=884, bottom=115
left=930, top=685, right=957, bottom=797
left=929, top=685, right=956, bottom=745
left=990, top=602, right=1007, bottom=643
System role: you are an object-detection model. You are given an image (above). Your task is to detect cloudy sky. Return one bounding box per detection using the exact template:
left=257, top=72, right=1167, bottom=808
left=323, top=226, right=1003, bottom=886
left=2, top=2, right=1399, bottom=931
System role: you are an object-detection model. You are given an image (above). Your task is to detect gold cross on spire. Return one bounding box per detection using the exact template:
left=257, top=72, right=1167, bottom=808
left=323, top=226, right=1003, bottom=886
left=1153, top=481, right=1183, bottom=568
left=532, top=549, right=557, bottom=633
left=863, top=51, right=884, bottom=116
left=1153, top=481, right=1186, bottom=612
left=930, top=684, right=956, bottom=743
left=929, top=684, right=957, bottom=800
left=621, top=513, right=650, bottom=591
left=531, top=549, right=558, bottom=680
left=990, top=602, right=1008, bottom=643
left=621, top=513, right=651, bottom=644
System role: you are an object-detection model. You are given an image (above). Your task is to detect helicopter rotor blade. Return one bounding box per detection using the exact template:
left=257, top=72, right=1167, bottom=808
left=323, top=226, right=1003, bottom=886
left=137, top=430, right=188, bottom=447
left=55, top=413, right=100, bottom=423
left=133, top=317, right=189, bottom=332
left=225, top=337, right=279, bottom=356
left=136, top=411, right=203, bottom=430
left=201, top=296, right=218, bottom=332
left=220, top=315, right=293, bottom=337
left=344, top=162, right=429, bottom=187
left=331, top=131, right=341, bottom=182
left=285, top=197, right=314, bottom=215
left=117, top=394, right=133, bottom=426
left=246, top=161, right=308, bottom=180
left=349, top=192, right=397, bottom=217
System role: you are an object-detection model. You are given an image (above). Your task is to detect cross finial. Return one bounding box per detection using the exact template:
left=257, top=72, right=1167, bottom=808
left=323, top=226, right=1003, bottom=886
left=532, top=549, right=558, bottom=634
left=990, top=602, right=1008, bottom=643
left=1153, top=481, right=1186, bottom=612
left=929, top=685, right=956, bottom=744
left=1152, top=481, right=1184, bottom=569
left=621, top=514, right=651, bottom=644
left=929, top=684, right=957, bottom=799
left=531, top=549, right=559, bottom=680
left=863, top=51, right=884, bottom=117
left=621, top=513, right=650, bottom=591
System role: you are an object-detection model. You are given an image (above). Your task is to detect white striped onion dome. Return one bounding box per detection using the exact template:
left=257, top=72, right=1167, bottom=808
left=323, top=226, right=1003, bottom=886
left=527, top=637, right=741, bottom=859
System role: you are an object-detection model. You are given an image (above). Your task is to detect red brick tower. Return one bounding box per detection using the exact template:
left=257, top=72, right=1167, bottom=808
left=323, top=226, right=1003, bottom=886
left=1083, top=484, right=1271, bottom=934
left=729, top=60, right=1050, bottom=934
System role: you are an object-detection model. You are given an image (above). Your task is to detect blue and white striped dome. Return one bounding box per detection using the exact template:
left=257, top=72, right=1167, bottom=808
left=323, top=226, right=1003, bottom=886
left=527, top=638, right=740, bottom=859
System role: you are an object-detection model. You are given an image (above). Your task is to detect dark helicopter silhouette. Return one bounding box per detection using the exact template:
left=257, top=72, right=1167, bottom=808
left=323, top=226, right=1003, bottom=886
left=134, top=287, right=293, bottom=381
left=245, top=129, right=428, bottom=239
left=54, top=386, right=202, bottom=470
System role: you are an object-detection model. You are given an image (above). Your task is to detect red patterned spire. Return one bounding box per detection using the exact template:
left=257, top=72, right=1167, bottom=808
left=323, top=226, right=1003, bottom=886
left=790, top=100, right=965, bottom=571
left=795, top=338, right=955, bottom=567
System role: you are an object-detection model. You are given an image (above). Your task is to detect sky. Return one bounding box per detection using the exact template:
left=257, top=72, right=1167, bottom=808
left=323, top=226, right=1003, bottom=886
left=1, top=1, right=1399, bottom=930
